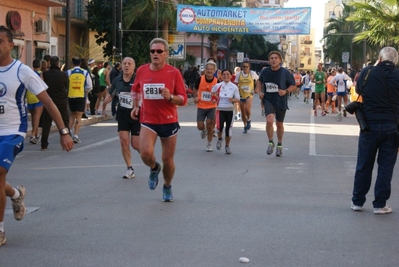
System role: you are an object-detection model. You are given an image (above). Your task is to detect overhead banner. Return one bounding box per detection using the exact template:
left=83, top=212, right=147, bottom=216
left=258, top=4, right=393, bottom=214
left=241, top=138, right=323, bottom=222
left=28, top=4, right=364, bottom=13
left=177, top=5, right=311, bottom=35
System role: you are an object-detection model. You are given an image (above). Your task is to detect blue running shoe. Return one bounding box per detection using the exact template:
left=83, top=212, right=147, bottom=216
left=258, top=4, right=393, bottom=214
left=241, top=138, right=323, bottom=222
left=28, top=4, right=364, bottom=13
left=243, top=126, right=247, bottom=134
left=162, top=185, right=174, bottom=202
left=148, top=162, right=161, bottom=190
left=246, top=120, right=251, bottom=130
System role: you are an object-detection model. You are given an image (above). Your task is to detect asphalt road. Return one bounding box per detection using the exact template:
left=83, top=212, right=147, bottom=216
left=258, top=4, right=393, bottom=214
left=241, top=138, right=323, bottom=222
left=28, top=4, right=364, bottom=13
left=2, top=96, right=399, bottom=267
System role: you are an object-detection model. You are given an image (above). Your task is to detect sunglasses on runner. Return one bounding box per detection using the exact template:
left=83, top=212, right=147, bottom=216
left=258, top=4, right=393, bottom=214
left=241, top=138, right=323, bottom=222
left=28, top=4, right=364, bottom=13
left=150, top=49, right=165, bottom=54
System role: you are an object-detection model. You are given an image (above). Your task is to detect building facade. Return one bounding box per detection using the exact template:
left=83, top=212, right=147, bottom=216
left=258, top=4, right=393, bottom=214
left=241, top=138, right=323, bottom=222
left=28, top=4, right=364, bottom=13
left=0, top=0, right=89, bottom=67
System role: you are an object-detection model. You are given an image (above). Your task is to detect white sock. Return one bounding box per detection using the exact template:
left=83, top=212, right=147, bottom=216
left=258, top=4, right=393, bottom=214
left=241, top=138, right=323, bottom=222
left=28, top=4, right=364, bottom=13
left=11, top=188, right=20, bottom=200
left=0, top=221, right=4, bottom=232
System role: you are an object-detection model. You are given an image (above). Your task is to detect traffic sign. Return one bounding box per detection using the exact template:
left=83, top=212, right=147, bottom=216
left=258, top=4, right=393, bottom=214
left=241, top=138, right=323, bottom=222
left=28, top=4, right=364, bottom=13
left=342, top=52, right=349, bottom=63
left=168, top=34, right=186, bottom=60
left=237, top=52, right=244, bottom=63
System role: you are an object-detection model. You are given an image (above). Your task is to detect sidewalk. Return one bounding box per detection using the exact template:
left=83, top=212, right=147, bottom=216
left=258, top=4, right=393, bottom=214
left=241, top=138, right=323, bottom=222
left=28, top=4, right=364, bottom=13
left=26, top=101, right=112, bottom=138
left=26, top=96, right=195, bottom=138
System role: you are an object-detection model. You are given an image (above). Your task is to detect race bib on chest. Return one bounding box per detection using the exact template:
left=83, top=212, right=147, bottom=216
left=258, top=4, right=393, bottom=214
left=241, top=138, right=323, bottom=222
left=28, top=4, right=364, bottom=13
left=265, top=82, right=279, bottom=93
left=118, top=92, right=133, bottom=109
left=143, top=83, right=165, bottom=100
left=201, top=91, right=212, bottom=102
left=241, top=85, right=250, bottom=92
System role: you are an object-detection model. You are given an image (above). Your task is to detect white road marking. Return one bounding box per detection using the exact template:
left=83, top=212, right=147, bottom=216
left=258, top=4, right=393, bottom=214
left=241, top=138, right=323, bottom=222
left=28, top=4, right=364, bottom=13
left=73, top=136, right=119, bottom=152
left=309, top=110, right=316, bottom=156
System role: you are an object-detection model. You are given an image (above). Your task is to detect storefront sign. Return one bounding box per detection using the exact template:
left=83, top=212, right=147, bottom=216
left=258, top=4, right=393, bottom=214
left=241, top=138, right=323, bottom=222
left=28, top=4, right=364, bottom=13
left=177, top=5, right=311, bottom=35
left=6, top=11, right=22, bottom=32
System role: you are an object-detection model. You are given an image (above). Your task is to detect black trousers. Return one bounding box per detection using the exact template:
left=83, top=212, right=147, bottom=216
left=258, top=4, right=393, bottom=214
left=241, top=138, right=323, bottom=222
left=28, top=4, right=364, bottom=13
left=40, top=102, right=69, bottom=149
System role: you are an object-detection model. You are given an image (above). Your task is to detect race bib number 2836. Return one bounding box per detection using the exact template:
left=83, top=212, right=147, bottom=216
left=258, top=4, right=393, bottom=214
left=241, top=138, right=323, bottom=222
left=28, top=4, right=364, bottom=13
left=143, top=83, right=165, bottom=100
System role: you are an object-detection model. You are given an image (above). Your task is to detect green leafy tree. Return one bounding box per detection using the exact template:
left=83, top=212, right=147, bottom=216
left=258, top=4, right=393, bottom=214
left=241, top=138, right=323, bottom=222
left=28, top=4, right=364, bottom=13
left=323, top=4, right=365, bottom=69
left=87, top=0, right=172, bottom=66
left=123, top=0, right=178, bottom=42
left=347, top=0, right=399, bottom=49
left=229, top=35, right=278, bottom=60
left=86, top=0, right=114, bottom=59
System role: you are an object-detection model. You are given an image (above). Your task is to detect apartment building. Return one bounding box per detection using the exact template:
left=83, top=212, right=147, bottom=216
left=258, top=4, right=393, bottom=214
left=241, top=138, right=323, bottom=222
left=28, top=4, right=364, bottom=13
left=0, top=0, right=89, bottom=66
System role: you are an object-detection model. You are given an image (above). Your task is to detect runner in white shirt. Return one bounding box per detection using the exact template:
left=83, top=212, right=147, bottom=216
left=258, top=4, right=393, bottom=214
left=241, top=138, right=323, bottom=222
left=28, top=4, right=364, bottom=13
left=0, top=26, right=73, bottom=247
left=211, top=69, right=240, bottom=154
left=330, top=67, right=351, bottom=117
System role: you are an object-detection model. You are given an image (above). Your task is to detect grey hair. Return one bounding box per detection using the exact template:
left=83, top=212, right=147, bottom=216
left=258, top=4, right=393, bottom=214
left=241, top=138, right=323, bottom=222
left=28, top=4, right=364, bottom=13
left=379, top=46, right=398, bottom=64
left=205, top=61, right=216, bottom=69
left=149, top=38, right=169, bottom=52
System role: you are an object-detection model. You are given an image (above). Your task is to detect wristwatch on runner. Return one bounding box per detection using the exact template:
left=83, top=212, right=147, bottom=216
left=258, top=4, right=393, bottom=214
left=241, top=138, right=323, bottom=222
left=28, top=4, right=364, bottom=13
left=59, top=127, right=70, bottom=136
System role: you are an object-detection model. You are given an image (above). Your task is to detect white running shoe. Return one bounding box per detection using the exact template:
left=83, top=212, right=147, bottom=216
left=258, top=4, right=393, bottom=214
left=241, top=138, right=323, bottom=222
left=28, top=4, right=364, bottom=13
left=123, top=168, right=135, bottom=179
left=200, top=130, right=207, bottom=139
left=216, top=139, right=222, bottom=150
left=351, top=202, right=363, bottom=211
left=206, top=143, right=213, bottom=152
left=374, top=206, right=392, bottom=214
left=12, top=186, right=26, bottom=221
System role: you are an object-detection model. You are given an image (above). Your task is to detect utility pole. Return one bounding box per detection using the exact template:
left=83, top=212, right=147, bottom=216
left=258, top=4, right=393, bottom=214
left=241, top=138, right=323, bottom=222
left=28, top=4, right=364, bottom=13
left=65, top=0, right=71, bottom=69
left=200, top=0, right=204, bottom=70
left=118, top=0, right=123, bottom=59
left=155, top=0, right=159, bottom=38
left=112, top=0, right=117, bottom=63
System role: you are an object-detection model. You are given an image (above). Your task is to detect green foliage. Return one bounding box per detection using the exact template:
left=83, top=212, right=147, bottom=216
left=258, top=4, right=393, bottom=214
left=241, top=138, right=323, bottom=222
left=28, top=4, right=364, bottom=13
left=87, top=0, right=115, bottom=59
left=229, top=35, right=278, bottom=60
left=323, top=3, right=372, bottom=69
left=347, top=0, right=399, bottom=48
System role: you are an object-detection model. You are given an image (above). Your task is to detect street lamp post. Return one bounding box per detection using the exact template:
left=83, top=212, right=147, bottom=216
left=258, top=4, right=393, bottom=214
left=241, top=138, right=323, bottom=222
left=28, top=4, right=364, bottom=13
left=155, top=0, right=159, bottom=38
left=330, top=4, right=353, bottom=69
left=65, top=0, right=70, bottom=69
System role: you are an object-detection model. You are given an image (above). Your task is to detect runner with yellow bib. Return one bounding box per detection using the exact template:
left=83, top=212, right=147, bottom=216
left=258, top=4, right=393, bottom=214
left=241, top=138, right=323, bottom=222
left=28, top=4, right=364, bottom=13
left=234, top=59, right=259, bottom=133
left=66, top=57, right=93, bottom=144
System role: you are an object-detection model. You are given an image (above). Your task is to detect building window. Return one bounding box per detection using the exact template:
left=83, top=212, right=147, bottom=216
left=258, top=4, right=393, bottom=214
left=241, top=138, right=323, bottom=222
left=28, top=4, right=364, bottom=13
left=308, top=58, right=312, bottom=65
left=76, top=0, right=83, bottom=19
left=11, top=46, right=19, bottom=59
left=35, top=49, right=46, bottom=60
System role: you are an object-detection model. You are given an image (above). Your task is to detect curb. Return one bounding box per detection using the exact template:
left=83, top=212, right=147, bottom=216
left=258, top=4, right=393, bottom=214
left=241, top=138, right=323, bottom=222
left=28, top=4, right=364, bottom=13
left=26, top=115, right=112, bottom=139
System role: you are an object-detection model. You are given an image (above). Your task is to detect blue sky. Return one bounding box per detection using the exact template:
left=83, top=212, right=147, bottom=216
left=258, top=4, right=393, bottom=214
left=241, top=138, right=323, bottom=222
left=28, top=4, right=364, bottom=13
left=285, top=0, right=330, bottom=46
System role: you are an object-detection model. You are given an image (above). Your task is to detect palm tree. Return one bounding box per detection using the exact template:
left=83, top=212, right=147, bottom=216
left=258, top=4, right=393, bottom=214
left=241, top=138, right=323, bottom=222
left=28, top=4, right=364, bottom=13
left=197, top=0, right=243, bottom=59
left=124, top=0, right=178, bottom=41
left=229, top=35, right=273, bottom=59
left=323, top=4, right=365, bottom=69
left=347, top=0, right=399, bottom=48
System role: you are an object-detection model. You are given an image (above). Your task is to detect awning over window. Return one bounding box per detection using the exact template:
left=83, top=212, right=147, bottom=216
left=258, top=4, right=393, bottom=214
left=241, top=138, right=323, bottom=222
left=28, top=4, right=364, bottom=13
left=13, top=39, right=25, bottom=47
left=35, top=41, right=50, bottom=50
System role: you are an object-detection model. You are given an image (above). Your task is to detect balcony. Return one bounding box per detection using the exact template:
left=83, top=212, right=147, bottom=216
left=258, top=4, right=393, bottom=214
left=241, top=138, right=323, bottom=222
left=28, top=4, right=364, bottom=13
left=23, top=0, right=66, bottom=7
left=53, top=6, right=87, bottom=26
left=300, top=39, right=313, bottom=45
left=301, top=51, right=312, bottom=57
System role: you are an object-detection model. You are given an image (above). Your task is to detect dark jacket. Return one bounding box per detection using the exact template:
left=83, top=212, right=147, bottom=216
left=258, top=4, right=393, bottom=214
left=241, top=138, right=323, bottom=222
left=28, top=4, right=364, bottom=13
left=91, top=74, right=100, bottom=95
left=356, top=61, right=399, bottom=124
left=110, top=67, right=121, bottom=84
left=43, top=66, right=68, bottom=104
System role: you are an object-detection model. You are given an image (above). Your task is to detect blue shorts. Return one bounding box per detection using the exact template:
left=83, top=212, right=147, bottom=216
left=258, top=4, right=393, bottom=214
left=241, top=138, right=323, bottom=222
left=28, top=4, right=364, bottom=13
left=337, top=92, right=347, bottom=97
left=303, top=87, right=311, bottom=91
left=327, top=92, right=334, bottom=97
left=27, top=102, right=43, bottom=110
left=0, top=135, right=24, bottom=172
left=141, top=122, right=180, bottom=138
